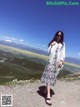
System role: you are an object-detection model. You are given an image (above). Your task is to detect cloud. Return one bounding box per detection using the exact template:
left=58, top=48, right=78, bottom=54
left=0, top=36, right=24, bottom=44
left=11, top=37, right=17, bottom=41
left=78, top=53, right=80, bottom=56
left=42, top=45, right=46, bottom=47
left=5, top=40, right=12, bottom=42
left=38, top=43, right=46, bottom=47
left=19, top=39, right=24, bottom=42
left=6, top=37, right=10, bottom=39
left=0, top=36, right=6, bottom=39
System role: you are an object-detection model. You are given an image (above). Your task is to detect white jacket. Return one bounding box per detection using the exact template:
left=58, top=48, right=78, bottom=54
left=48, top=42, right=65, bottom=65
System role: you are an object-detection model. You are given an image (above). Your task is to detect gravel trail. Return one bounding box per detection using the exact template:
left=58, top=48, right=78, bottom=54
left=0, top=80, right=80, bottom=107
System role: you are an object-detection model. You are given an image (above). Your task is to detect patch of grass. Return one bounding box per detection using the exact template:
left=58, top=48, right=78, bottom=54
left=57, top=68, right=73, bottom=78
left=0, top=57, right=45, bottom=84
left=65, top=62, right=80, bottom=69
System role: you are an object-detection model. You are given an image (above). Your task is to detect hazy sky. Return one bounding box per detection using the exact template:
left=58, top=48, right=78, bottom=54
left=0, top=0, right=80, bottom=58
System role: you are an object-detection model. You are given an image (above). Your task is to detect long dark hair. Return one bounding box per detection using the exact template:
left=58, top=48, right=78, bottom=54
left=48, top=31, right=64, bottom=47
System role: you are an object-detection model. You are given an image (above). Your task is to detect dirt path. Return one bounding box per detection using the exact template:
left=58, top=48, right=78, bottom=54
left=0, top=80, right=80, bottom=107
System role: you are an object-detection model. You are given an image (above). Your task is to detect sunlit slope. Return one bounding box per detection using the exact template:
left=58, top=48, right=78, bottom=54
left=65, top=62, right=80, bottom=69
left=0, top=44, right=80, bottom=70
left=0, top=44, right=48, bottom=60
left=0, top=44, right=80, bottom=84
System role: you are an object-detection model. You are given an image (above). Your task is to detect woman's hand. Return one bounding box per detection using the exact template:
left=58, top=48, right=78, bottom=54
left=51, top=41, right=56, bottom=46
left=58, top=60, right=63, bottom=68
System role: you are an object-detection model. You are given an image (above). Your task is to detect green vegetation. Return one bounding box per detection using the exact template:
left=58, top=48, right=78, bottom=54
left=0, top=44, right=80, bottom=85
left=65, top=62, right=80, bottom=69
left=0, top=44, right=48, bottom=60
left=57, top=69, right=72, bottom=78
left=0, top=57, right=45, bottom=84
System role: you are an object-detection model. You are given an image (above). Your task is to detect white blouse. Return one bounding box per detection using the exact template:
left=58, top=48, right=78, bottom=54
left=48, top=42, right=65, bottom=65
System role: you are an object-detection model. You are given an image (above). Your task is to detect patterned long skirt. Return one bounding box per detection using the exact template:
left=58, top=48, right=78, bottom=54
left=40, top=61, right=57, bottom=86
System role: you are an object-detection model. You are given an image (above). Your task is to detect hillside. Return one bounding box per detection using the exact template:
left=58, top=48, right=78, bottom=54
left=0, top=44, right=80, bottom=85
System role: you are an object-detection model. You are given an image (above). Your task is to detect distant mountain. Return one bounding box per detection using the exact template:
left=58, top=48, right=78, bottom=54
left=65, top=57, right=80, bottom=65
left=0, top=39, right=80, bottom=66
left=64, top=57, right=80, bottom=73
left=0, top=39, right=48, bottom=55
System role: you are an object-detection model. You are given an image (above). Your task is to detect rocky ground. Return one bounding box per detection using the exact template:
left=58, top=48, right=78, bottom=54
left=0, top=79, right=80, bottom=107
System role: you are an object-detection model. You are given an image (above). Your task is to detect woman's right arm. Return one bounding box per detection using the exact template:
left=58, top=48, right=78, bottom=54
left=48, top=41, right=56, bottom=53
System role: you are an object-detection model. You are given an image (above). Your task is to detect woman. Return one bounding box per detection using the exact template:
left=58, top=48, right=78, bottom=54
left=40, top=31, right=65, bottom=105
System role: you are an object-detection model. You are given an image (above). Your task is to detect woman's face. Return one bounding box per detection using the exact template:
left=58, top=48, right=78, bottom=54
left=56, top=32, right=62, bottom=42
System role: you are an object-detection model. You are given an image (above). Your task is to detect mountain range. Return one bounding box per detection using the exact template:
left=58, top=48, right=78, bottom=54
left=0, top=39, right=48, bottom=55
left=0, top=39, right=80, bottom=84
left=0, top=39, right=80, bottom=65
